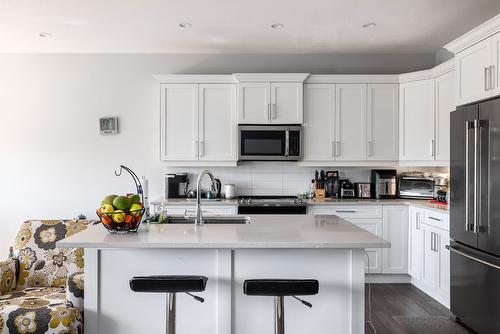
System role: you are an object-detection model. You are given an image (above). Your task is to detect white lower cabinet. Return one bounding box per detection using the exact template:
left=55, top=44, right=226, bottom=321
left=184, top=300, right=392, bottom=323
left=349, top=218, right=383, bottom=273
left=382, top=206, right=408, bottom=274
left=408, top=206, right=424, bottom=280
left=409, top=207, right=450, bottom=307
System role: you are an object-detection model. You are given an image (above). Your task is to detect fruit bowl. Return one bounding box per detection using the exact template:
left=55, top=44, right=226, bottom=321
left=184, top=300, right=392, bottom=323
left=96, top=207, right=145, bottom=233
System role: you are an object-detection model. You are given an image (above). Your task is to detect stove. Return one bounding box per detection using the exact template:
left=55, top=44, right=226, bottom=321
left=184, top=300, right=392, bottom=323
left=237, top=196, right=307, bottom=215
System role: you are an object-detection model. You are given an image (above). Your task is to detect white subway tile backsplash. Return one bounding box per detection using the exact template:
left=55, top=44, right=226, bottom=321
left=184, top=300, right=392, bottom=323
left=164, top=163, right=449, bottom=197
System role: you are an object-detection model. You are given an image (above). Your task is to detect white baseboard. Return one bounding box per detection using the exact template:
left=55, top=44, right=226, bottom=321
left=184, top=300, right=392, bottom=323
left=365, top=274, right=411, bottom=283
left=411, top=278, right=450, bottom=309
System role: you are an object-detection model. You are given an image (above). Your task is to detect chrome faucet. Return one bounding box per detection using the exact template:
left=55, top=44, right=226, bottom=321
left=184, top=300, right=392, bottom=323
left=195, top=169, right=217, bottom=225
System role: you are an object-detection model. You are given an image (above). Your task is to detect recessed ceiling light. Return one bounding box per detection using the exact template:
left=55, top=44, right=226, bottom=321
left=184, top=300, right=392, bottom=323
left=271, top=23, right=284, bottom=29
left=39, top=32, right=52, bottom=38
left=179, top=23, right=192, bottom=28
left=362, top=22, right=377, bottom=29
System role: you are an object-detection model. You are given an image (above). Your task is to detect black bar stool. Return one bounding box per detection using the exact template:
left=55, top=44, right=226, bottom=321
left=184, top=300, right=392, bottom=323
left=243, top=279, right=319, bottom=334
left=130, top=275, right=207, bottom=334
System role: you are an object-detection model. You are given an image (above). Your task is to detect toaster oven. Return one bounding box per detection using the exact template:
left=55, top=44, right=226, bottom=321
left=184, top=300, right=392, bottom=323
left=398, top=175, right=435, bottom=199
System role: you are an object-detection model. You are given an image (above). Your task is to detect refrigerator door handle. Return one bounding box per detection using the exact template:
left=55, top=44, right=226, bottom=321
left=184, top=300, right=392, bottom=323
left=465, top=121, right=473, bottom=232
left=447, top=245, right=500, bottom=271
left=474, top=119, right=480, bottom=234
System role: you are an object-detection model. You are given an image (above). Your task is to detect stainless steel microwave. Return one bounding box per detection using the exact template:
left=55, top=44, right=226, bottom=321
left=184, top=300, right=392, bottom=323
left=238, top=125, right=302, bottom=161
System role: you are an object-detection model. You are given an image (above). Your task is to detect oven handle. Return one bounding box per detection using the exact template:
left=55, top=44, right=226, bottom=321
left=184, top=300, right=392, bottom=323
left=447, top=245, right=500, bottom=271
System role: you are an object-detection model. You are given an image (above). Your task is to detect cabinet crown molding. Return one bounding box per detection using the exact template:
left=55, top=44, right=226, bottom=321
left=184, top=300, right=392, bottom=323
left=444, top=13, right=500, bottom=53
left=233, top=73, right=309, bottom=83
left=154, top=74, right=237, bottom=84
left=399, top=59, right=454, bottom=83
left=305, top=74, right=399, bottom=84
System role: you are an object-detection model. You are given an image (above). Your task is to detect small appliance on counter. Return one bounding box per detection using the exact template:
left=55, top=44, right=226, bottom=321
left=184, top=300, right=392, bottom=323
left=165, top=173, right=189, bottom=198
left=224, top=184, right=236, bottom=199
left=325, top=171, right=340, bottom=198
left=355, top=183, right=372, bottom=199
left=313, top=170, right=327, bottom=198
left=398, top=172, right=436, bottom=199
left=371, top=169, right=397, bottom=199
left=339, top=180, right=355, bottom=199
left=436, top=187, right=449, bottom=203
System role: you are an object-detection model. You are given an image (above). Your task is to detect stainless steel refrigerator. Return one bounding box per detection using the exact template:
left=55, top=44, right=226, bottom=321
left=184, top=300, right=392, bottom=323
left=450, top=97, right=500, bottom=334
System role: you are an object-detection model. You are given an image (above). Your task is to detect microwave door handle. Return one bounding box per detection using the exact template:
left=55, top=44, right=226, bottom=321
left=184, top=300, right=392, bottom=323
left=285, top=130, right=290, bottom=157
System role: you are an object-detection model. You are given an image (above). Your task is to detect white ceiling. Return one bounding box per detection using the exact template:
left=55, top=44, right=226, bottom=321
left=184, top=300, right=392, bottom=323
left=1, top=0, right=500, bottom=53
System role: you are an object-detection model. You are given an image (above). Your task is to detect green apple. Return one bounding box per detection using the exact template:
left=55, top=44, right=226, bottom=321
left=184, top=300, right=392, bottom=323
left=128, top=194, right=141, bottom=205
left=113, top=196, right=131, bottom=211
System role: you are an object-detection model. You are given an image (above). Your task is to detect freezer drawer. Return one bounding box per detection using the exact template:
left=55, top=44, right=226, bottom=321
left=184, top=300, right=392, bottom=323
left=449, top=242, right=500, bottom=334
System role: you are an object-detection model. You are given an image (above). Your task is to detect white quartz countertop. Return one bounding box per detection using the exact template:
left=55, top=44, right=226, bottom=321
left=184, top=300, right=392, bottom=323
left=57, top=215, right=390, bottom=249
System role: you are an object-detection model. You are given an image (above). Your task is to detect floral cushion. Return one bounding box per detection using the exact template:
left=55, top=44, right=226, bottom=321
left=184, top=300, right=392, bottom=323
left=0, top=259, right=18, bottom=295
left=65, top=273, right=84, bottom=313
left=13, top=220, right=90, bottom=291
left=0, top=287, right=82, bottom=334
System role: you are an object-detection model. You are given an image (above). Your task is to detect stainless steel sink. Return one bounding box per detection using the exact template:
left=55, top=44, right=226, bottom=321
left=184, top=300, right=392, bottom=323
left=164, top=215, right=251, bottom=225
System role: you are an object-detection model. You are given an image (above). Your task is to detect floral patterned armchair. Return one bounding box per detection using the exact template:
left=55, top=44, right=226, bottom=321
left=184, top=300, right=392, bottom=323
left=0, top=220, right=91, bottom=334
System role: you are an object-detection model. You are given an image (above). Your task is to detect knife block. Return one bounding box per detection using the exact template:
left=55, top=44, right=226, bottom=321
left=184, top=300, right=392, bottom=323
left=314, top=182, right=326, bottom=198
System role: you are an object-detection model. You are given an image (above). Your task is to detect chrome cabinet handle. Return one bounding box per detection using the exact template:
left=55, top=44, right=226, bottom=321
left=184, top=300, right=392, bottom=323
left=368, top=140, right=373, bottom=157
left=335, top=210, right=356, bottom=213
left=194, top=141, right=199, bottom=157
left=416, top=212, right=421, bottom=230
left=490, top=66, right=495, bottom=90
left=330, top=141, right=335, bottom=157
left=267, top=103, right=271, bottom=120
left=335, top=141, right=341, bottom=157
left=430, top=232, right=434, bottom=251
left=272, top=104, right=277, bottom=119
left=199, top=140, right=205, bottom=157
left=428, top=216, right=442, bottom=222
left=485, top=67, right=490, bottom=91
left=430, top=139, right=435, bottom=157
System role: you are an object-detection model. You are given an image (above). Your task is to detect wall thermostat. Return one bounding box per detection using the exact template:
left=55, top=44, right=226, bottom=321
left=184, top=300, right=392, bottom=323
left=99, top=117, right=119, bottom=135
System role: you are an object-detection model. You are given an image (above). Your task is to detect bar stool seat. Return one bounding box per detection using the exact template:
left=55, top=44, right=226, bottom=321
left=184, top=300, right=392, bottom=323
left=130, top=275, right=208, bottom=334
left=243, top=278, right=319, bottom=334
left=244, top=279, right=319, bottom=296
left=130, top=275, right=207, bottom=293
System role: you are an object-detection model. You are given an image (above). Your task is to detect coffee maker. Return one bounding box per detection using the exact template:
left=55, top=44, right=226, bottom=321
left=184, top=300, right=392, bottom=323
left=371, top=169, right=397, bottom=199
left=165, top=173, right=189, bottom=198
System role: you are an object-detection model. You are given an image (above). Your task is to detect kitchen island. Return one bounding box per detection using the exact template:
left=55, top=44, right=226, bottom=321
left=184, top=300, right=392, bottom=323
left=59, top=214, right=389, bottom=334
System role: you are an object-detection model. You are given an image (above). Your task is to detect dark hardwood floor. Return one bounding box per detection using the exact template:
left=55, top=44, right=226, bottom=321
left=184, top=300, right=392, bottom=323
left=365, top=284, right=472, bottom=334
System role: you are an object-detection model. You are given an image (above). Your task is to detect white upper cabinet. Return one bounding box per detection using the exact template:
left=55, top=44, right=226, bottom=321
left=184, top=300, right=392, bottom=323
left=399, top=79, right=436, bottom=161
left=237, top=83, right=271, bottom=124
left=303, top=84, right=335, bottom=161
left=491, top=32, right=500, bottom=97
left=160, top=84, right=199, bottom=161
left=455, top=38, right=493, bottom=105
left=367, top=84, right=399, bottom=161
left=270, top=83, right=303, bottom=124
left=238, top=82, right=303, bottom=124
left=160, top=82, right=237, bottom=164
left=335, top=84, right=367, bottom=161
left=434, top=71, right=454, bottom=162
left=198, top=84, right=237, bottom=161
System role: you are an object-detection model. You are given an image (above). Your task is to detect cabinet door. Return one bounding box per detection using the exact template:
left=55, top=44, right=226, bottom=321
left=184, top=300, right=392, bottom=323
left=303, top=84, right=335, bottom=161
left=434, top=71, right=454, bottom=162
left=491, top=32, right=500, bottom=97
left=334, top=84, right=367, bottom=160
left=399, top=79, right=435, bottom=161
left=455, top=38, right=492, bottom=105
left=160, top=84, right=199, bottom=160
left=270, top=83, right=303, bottom=124
left=408, top=207, right=424, bottom=280
left=421, top=224, right=439, bottom=290
left=382, top=206, right=409, bottom=273
left=367, top=84, right=398, bottom=161
left=238, top=83, right=271, bottom=124
left=436, top=228, right=450, bottom=301
left=199, top=84, right=237, bottom=161
left=349, top=218, right=382, bottom=274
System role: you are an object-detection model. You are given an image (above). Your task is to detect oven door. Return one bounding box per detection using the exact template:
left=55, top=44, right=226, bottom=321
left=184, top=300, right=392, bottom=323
left=238, top=126, right=301, bottom=161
